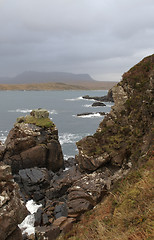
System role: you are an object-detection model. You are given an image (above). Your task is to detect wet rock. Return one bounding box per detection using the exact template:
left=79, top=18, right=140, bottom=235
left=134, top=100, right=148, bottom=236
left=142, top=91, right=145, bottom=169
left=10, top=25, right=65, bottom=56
left=92, top=102, right=106, bottom=107
left=2, top=109, right=64, bottom=173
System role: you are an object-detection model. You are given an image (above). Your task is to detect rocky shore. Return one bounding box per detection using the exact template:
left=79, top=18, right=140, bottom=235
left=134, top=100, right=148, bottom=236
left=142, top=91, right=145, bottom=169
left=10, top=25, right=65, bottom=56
left=0, top=55, right=153, bottom=240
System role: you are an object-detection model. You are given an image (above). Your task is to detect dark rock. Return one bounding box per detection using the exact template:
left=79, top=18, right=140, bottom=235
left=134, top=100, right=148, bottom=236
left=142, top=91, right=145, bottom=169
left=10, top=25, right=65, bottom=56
left=92, top=102, right=106, bottom=107
left=16, top=167, right=50, bottom=201
left=54, top=203, right=68, bottom=219
left=42, top=213, right=49, bottom=225
left=67, top=198, right=93, bottom=215
left=46, top=166, right=82, bottom=200
left=82, top=89, right=114, bottom=102
left=34, top=208, right=43, bottom=227
left=6, top=227, right=22, bottom=240
left=77, top=112, right=93, bottom=116
left=64, top=157, right=76, bottom=169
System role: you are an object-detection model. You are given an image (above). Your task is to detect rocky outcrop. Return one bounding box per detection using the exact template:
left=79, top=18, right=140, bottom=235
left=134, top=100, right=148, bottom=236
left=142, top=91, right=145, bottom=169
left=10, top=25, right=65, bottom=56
left=77, top=112, right=105, bottom=117
left=92, top=102, right=106, bottom=107
left=1, top=109, right=64, bottom=173
left=0, top=163, right=28, bottom=240
left=82, top=88, right=114, bottom=102
left=76, top=54, right=154, bottom=172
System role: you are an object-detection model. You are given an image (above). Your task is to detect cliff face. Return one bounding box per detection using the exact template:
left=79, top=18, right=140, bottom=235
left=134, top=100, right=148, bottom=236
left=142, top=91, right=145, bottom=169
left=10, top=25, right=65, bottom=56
left=76, top=54, right=154, bottom=172
left=1, top=109, right=64, bottom=174
left=0, top=163, right=28, bottom=240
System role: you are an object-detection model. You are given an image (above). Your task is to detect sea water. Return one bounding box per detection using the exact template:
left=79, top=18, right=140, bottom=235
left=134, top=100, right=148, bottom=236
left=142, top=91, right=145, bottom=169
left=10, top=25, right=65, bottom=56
left=0, top=90, right=113, bottom=158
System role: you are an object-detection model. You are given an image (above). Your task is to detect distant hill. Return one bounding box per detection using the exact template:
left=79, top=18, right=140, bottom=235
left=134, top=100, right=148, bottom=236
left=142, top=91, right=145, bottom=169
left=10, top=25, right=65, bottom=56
left=0, top=71, right=95, bottom=84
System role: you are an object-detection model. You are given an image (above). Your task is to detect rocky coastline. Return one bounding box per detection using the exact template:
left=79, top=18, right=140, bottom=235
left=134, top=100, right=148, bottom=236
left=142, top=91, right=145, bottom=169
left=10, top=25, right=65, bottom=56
left=0, top=55, right=153, bottom=240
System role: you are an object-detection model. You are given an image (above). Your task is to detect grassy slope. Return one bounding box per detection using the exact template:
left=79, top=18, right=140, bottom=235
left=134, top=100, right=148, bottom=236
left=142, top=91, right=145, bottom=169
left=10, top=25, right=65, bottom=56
left=0, top=81, right=117, bottom=91
left=58, top=149, right=154, bottom=240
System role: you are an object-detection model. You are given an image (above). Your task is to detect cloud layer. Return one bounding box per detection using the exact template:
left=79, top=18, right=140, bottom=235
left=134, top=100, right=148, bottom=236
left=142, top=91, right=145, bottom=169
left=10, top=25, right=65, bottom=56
left=0, top=0, right=154, bottom=81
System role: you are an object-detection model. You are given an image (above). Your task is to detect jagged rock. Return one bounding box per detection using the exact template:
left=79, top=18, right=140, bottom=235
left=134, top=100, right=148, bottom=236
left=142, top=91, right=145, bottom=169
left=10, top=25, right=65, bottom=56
left=2, top=109, right=64, bottom=173
left=14, top=167, right=50, bottom=201
left=76, top=55, right=154, bottom=172
left=92, top=102, right=106, bottom=107
left=67, top=170, right=108, bottom=215
left=82, top=89, right=114, bottom=102
left=0, top=163, right=28, bottom=240
left=46, top=166, right=82, bottom=200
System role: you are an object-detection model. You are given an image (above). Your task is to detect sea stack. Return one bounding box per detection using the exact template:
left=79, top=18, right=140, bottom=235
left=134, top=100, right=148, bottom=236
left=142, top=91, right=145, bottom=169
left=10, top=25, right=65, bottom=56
left=1, top=109, right=64, bottom=173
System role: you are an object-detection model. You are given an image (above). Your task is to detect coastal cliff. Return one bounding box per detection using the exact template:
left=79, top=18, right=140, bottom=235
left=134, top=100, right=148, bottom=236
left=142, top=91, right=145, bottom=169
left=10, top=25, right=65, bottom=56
left=57, top=55, right=154, bottom=240
left=76, top=54, right=154, bottom=172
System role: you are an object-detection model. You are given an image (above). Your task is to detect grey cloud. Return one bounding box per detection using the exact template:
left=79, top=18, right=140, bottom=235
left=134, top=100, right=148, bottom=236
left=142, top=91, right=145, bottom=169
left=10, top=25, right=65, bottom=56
left=0, top=0, right=154, bottom=80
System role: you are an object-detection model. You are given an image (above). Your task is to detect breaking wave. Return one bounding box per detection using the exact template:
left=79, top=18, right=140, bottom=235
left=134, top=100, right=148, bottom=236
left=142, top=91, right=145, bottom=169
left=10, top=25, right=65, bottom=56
left=59, top=133, right=81, bottom=145
left=65, top=96, right=83, bottom=101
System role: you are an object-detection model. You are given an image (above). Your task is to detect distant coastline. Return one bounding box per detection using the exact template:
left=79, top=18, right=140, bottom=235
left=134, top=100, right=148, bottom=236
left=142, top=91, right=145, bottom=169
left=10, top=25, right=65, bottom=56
left=0, top=81, right=117, bottom=91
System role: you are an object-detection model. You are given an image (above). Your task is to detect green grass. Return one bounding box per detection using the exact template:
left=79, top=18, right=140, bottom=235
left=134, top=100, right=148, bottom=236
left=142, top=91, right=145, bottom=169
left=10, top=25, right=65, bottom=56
left=23, top=115, right=55, bottom=129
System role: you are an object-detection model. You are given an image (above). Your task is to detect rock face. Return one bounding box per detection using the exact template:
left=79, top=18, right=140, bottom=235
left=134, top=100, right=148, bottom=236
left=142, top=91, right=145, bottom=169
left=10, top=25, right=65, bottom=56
left=2, top=109, right=64, bottom=174
left=76, top=54, right=154, bottom=172
left=0, top=163, right=28, bottom=240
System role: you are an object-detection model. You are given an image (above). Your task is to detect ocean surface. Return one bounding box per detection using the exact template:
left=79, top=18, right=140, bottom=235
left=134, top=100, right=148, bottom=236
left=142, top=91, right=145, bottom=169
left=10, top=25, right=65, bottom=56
left=0, top=90, right=113, bottom=159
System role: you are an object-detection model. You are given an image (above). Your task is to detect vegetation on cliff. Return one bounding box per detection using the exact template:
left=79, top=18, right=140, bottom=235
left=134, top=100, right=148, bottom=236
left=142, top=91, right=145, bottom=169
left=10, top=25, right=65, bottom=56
left=76, top=54, right=154, bottom=171
left=58, top=54, right=154, bottom=240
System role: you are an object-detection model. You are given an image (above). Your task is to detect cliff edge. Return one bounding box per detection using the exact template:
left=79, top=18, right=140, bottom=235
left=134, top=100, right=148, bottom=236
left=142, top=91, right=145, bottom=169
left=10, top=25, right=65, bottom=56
left=76, top=54, right=154, bottom=172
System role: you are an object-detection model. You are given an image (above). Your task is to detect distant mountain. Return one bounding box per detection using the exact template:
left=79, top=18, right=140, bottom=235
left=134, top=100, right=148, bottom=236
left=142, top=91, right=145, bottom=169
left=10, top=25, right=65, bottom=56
left=0, top=71, right=95, bottom=84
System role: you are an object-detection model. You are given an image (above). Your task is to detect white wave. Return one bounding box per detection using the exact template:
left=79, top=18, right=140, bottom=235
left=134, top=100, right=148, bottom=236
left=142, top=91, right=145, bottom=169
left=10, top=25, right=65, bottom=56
left=0, top=131, right=8, bottom=143
left=64, top=154, right=74, bottom=159
left=76, top=113, right=103, bottom=118
left=83, top=104, right=92, bottom=108
left=0, top=135, right=7, bottom=143
left=19, top=200, right=42, bottom=236
left=65, top=96, right=83, bottom=101
left=48, top=109, right=58, bottom=115
left=106, top=104, right=114, bottom=107
left=59, top=133, right=81, bottom=145
left=8, top=109, right=32, bottom=113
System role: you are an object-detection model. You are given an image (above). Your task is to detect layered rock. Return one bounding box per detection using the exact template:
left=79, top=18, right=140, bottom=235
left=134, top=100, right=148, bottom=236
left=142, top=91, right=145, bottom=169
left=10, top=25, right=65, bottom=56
left=0, top=163, right=28, bottom=240
left=1, top=109, right=64, bottom=174
left=76, top=54, right=154, bottom=172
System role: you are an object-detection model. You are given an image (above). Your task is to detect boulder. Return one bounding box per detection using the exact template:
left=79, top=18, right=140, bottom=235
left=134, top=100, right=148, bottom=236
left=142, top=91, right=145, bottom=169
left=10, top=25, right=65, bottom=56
left=0, top=163, right=28, bottom=240
left=2, top=109, right=64, bottom=173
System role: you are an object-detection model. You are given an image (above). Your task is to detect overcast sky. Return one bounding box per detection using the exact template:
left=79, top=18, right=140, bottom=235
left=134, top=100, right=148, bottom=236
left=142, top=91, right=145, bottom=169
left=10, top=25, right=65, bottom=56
left=0, top=0, right=154, bottom=81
